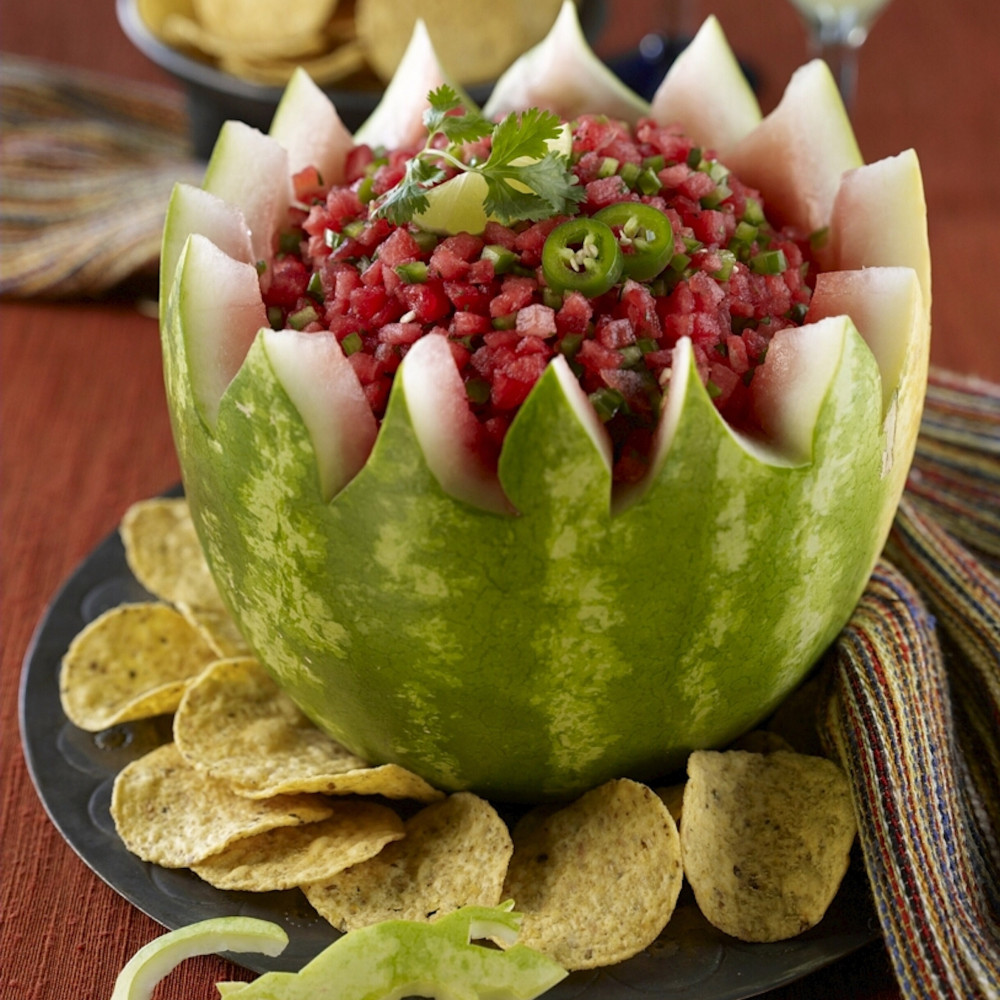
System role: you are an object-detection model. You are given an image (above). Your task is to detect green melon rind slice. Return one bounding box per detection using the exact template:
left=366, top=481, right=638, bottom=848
left=269, top=67, right=354, bottom=185
left=109, top=917, right=287, bottom=1000
left=261, top=329, right=378, bottom=501
left=483, top=0, right=650, bottom=124
left=219, top=904, right=566, bottom=1000
left=649, top=15, right=761, bottom=153
left=830, top=149, right=931, bottom=310
left=724, top=59, right=863, bottom=234
left=809, top=266, right=928, bottom=512
left=401, top=333, right=514, bottom=514
left=819, top=148, right=931, bottom=518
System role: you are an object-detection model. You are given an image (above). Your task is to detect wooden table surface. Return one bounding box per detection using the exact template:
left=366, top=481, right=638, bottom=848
left=2, top=1, right=998, bottom=997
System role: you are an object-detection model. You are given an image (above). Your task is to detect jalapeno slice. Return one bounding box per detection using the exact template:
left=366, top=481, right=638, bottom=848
left=593, top=203, right=674, bottom=282
left=542, top=218, right=624, bottom=297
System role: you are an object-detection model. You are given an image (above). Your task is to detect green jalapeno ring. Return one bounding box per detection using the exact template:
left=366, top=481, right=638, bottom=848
left=593, top=202, right=674, bottom=282
left=541, top=218, right=624, bottom=297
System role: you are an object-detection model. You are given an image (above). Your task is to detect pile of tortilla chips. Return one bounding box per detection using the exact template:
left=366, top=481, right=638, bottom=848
left=58, top=496, right=860, bottom=970
left=136, top=0, right=568, bottom=88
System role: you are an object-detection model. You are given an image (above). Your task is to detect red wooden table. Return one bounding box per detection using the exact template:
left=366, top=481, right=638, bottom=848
left=2, top=1, right=998, bottom=997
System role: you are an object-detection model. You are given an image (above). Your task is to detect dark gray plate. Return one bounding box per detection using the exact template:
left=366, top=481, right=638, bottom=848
left=19, top=510, right=879, bottom=994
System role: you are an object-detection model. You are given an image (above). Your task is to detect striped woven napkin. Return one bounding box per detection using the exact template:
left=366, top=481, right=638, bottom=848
left=822, top=370, right=1000, bottom=999
left=0, top=56, right=202, bottom=298
left=3, top=57, right=998, bottom=1000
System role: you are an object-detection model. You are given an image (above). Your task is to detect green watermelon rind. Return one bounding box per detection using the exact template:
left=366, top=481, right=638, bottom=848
left=160, top=14, right=930, bottom=800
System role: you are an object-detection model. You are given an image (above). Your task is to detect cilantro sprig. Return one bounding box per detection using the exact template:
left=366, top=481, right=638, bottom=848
left=372, top=86, right=583, bottom=227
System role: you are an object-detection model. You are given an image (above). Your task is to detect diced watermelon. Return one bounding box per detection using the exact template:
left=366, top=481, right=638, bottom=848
left=259, top=110, right=819, bottom=478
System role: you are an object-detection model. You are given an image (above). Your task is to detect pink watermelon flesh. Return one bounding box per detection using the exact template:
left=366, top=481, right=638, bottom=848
left=263, top=113, right=818, bottom=488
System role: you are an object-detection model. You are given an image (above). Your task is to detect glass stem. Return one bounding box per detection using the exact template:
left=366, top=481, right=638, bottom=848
left=663, top=0, right=698, bottom=41
left=806, top=17, right=869, bottom=114
left=814, top=36, right=861, bottom=112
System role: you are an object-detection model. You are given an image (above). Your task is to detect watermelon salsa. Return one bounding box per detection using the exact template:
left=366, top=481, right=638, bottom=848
left=260, top=113, right=816, bottom=484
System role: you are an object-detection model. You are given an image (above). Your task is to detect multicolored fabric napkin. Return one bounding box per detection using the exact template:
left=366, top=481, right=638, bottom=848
left=822, top=371, right=1000, bottom=999
left=0, top=56, right=201, bottom=298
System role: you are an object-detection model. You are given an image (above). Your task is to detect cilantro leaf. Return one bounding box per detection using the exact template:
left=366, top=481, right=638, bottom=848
left=486, top=107, right=564, bottom=167
left=371, top=89, right=582, bottom=230
left=484, top=154, right=584, bottom=223
left=422, top=85, right=492, bottom=146
left=374, top=157, right=447, bottom=226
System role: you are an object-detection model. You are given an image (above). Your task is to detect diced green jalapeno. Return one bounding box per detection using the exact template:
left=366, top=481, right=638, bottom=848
left=750, top=249, right=788, bottom=275
left=541, top=218, right=624, bottom=297
left=712, top=249, right=737, bottom=281
left=288, top=304, right=318, bottom=330
left=620, top=162, right=642, bottom=189
left=743, top=197, right=765, bottom=226
left=492, top=312, right=518, bottom=330
left=465, top=378, right=491, bottom=404
left=412, top=229, right=439, bottom=253
left=598, top=157, right=620, bottom=178
left=636, top=166, right=663, bottom=196
left=395, top=261, right=428, bottom=283
left=278, top=231, right=301, bottom=254
left=593, top=203, right=674, bottom=282
left=589, top=386, right=626, bottom=422
left=341, top=331, right=363, bottom=355
left=480, top=244, right=517, bottom=274
left=306, top=272, right=324, bottom=301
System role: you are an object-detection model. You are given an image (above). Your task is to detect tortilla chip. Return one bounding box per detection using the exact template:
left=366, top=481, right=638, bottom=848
left=160, top=11, right=327, bottom=60
left=355, top=0, right=564, bottom=85
left=120, top=497, right=223, bottom=609
left=192, top=0, right=339, bottom=46
left=59, top=602, right=218, bottom=731
left=191, top=799, right=405, bottom=891
left=219, top=41, right=365, bottom=86
left=174, top=657, right=442, bottom=801
left=111, top=742, right=332, bottom=867
left=137, top=0, right=195, bottom=35
left=239, top=761, right=445, bottom=802
left=501, top=778, right=683, bottom=970
left=176, top=600, right=250, bottom=658
left=304, top=792, right=512, bottom=931
left=681, top=749, right=857, bottom=942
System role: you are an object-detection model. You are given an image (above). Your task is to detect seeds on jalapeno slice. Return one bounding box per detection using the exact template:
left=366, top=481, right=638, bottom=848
left=541, top=218, right=624, bottom=297
left=593, top=203, right=674, bottom=282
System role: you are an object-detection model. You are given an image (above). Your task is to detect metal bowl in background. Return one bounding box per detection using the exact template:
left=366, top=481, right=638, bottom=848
left=115, top=0, right=608, bottom=160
